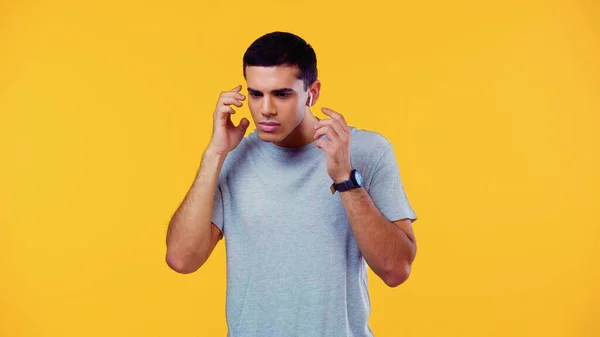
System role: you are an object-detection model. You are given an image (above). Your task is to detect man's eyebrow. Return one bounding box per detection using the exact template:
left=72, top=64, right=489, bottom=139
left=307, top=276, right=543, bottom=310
left=271, top=88, right=294, bottom=94
left=247, top=87, right=295, bottom=94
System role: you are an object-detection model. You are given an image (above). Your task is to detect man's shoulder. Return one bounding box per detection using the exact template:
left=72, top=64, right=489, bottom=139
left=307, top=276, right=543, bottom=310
left=349, top=126, right=393, bottom=163
left=219, top=130, right=260, bottom=173
left=349, top=126, right=391, bottom=148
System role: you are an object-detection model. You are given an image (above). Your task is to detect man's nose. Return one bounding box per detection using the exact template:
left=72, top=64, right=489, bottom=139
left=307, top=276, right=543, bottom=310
left=261, top=96, right=276, bottom=116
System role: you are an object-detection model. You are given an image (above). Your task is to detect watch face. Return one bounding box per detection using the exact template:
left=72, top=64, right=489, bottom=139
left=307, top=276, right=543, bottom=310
left=354, top=170, right=364, bottom=186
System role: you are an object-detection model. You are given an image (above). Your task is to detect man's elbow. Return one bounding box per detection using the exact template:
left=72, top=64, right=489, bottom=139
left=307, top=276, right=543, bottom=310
left=383, top=262, right=412, bottom=288
left=165, top=250, right=202, bottom=274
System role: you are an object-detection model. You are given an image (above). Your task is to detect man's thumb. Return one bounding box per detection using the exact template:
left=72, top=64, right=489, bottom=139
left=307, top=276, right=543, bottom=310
left=238, top=118, right=250, bottom=131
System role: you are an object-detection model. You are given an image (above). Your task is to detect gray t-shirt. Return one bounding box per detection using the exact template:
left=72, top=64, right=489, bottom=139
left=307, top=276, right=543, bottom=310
left=211, top=126, right=417, bottom=337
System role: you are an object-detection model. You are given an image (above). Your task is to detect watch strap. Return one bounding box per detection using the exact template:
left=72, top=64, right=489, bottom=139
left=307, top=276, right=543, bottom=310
left=330, top=170, right=359, bottom=194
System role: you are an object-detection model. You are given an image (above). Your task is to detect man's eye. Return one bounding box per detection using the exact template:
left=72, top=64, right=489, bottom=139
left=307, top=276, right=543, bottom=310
left=276, top=92, right=290, bottom=98
left=250, top=92, right=262, bottom=98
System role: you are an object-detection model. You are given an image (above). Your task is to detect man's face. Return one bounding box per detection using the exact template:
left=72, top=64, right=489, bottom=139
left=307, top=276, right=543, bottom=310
left=244, top=65, right=309, bottom=145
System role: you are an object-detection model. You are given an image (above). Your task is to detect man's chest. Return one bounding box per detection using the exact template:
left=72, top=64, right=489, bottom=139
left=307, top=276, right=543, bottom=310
left=222, top=157, right=352, bottom=241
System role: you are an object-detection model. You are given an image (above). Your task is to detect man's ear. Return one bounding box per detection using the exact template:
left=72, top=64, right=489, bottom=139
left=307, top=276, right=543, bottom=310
left=306, top=80, right=321, bottom=106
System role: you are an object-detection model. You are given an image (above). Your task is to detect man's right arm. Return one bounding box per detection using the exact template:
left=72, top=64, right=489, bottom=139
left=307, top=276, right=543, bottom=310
left=165, top=147, right=226, bottom=274
left=165, top=84, right=249, bottom=274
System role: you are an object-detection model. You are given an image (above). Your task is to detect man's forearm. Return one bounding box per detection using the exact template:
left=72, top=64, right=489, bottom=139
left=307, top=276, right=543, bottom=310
left=165, top=147, right=226, bottom=272
left=339, top=187, right=416, bottom=287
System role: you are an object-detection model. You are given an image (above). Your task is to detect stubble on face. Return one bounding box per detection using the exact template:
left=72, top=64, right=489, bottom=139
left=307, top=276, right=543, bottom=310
left=245, top=65, right=317, bottom=148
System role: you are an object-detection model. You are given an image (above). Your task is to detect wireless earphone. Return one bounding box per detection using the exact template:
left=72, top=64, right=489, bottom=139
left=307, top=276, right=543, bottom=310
left=308, top=92, right=313, bottom=107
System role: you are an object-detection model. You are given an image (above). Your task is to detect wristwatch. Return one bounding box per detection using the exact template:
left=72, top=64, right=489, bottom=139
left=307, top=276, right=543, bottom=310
left=330, top=169, right=364, bottom=194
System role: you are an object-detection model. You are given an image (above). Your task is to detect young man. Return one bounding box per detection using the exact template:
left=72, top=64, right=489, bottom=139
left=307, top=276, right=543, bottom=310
left=166, top=31, right=418, bottom=336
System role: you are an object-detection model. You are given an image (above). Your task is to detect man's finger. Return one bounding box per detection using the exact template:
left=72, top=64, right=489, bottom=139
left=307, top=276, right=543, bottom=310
left=322, top=107, right=347, bottom=125
left=219, top=97, right=244, bottom=107
left=321, top=107, right=339, bottom=118
left=314, top=125, right=342, bottom=146
left=236, top=117, right=250, bottom=131
left=315, top=137, right=333, bottom=152
left=222, top=92, right=246, bottom=100
left=313, top=126, right=331, bottom=139
left=314, top=118, right=347, bottom=141
left=217, top=105, right=236, bottom=118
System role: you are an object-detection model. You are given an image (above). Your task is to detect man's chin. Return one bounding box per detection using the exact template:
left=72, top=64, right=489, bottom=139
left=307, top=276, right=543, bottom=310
left=257, top=130, right=283, bottom=143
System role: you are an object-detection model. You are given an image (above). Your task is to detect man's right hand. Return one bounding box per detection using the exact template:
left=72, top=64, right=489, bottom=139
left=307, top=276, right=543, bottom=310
left=208, top=85, right=250, bottom=156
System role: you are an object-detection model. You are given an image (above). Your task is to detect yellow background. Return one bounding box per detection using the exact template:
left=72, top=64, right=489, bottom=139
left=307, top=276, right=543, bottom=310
left=1, top=0, right=599, bottom=336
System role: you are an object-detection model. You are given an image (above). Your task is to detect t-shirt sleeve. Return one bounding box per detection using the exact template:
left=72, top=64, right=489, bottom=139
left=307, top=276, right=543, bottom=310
left=366, top=144, right=418, bottom=223
left=211, top=184, right=224, bottom=232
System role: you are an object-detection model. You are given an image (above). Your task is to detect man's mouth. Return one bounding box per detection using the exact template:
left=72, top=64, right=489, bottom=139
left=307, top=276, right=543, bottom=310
left=259, top=122, right=280, bottom=132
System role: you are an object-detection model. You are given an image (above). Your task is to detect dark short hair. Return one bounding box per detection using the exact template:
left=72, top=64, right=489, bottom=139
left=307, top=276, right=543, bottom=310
left=243, top=31, right=317, bottom=90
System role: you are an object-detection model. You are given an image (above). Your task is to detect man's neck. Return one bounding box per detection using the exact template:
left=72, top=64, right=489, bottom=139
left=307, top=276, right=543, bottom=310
left=273, top=110, right=320, bottom=148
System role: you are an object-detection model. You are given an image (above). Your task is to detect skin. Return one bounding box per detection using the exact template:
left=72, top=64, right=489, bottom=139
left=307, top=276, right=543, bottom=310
left=312, top=108, right=417, bottom=287
left=244, top=65, right=321, bottom=149
left=165, top=65, right=417, bottom=287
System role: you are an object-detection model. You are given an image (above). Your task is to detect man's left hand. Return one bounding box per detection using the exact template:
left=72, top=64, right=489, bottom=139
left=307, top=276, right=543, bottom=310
left=314, top=107, right=353, bottom=183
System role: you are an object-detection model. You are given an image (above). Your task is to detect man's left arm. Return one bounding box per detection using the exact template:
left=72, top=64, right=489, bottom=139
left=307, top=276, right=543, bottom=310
left=339, top=188, right=416, bottom=287
left=314, top=107, right=417, bottom=287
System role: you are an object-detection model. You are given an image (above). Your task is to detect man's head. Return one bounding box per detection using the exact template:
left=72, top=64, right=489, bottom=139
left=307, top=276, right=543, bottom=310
left=243, top=31, right=321, bottom=147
